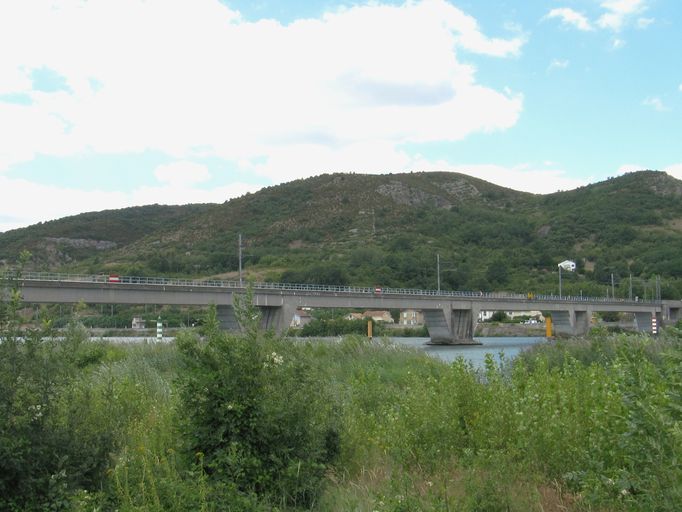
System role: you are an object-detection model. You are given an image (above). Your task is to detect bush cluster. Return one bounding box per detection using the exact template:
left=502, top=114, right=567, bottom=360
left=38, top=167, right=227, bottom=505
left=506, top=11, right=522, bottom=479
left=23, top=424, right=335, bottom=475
left=176, top=303, right=339, bottom=508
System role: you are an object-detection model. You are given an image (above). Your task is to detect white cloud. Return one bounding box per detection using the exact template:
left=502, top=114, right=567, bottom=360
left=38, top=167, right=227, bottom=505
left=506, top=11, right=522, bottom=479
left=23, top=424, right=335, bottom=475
left=0, top=174, right=260, bottom=233
left=0, top=176, right=127, bottom=233
left=617, top=164, right=644, bottom=174
left=597, top=0, right=648, bottom=31
left=663, top=164, right=682, bottom=181
left=636, top=17, right=654, bottom=29
left=545, top=0, right=649, bottom=34
left=0, top=0, right=525, bottom=179
left=642, top=96, right=668, bottom=112
left=547, top=59, right=569, bottom=72
left=0, top=0, right=554, bottom=232
left=432, top=163, right=590, bottom=194
left=154, top=161, right=211, bottom=187
left=611, top=38, right=626, bottom=50
left=545, top=8, right=593, bottom=31
left=679, top=84, right=682, bottom=93
left=251, top=141, right=586, bottom=194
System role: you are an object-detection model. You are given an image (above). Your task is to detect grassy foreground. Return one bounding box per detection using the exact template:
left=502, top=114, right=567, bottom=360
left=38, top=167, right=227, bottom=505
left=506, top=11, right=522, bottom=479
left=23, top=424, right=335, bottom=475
left=1, top=301, right=682, bottom=510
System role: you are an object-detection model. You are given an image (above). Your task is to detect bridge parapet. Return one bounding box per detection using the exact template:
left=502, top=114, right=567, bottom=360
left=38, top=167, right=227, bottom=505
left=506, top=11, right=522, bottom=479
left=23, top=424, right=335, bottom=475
left=10, top=271, right=676, bottom=343
left=8, top=271, right=664, bottom=305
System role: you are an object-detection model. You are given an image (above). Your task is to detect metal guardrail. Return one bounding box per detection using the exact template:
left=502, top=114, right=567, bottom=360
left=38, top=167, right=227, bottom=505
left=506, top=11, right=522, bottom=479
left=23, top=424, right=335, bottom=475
left=3, top=270, right=660, bottom=305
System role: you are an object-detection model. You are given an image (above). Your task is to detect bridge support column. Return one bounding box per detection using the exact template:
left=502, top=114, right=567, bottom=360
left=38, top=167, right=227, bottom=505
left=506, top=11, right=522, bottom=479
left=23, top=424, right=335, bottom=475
left=549, top=309, right=590, bottom=337
left=574, top=310, right=591, bottom=336
left=259, top=303, right=296, bottom=335
left=217, top=303, right=295, bottom=335
left=634, top=312, right=661, bottom=333
left=662, top=305, right=680, bottom=327
left=217, top=305, right=239, bottom=331
left=423, top=306, right=480, bottom=345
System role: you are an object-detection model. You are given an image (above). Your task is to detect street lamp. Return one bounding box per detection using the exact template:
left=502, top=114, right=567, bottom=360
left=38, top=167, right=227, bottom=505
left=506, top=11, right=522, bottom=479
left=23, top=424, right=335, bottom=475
left=558, top=260, right=576, bottom=298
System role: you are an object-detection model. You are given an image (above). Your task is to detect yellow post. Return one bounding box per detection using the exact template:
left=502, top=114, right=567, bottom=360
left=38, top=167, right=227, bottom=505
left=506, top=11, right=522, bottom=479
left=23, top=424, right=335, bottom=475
left=545, top=316, right=553, bottom=338
left=368, top=320, right=373, bottom=339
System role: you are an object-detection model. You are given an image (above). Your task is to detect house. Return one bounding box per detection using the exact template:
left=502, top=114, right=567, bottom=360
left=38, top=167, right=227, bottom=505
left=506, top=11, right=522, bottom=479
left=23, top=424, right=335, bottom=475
left=478, top=310, right=545, bottom=322
left=478, top=310, right=494, bottom=322
left=131, top=317, right=146, bottom=329
left=399, top=309, right=424, bottom=326
left=362, top=310, right=394, bottom=323
left=345, top=312, right=365, bottom=321
left=508, top=310, right=545, bottom=322
left=344, top=310, right=394, bottom=323
left=290, top=308, right=313, bottom=328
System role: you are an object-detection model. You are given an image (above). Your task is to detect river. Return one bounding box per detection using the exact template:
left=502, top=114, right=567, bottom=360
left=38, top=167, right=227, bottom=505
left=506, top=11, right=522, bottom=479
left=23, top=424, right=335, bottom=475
left=390, top=336, right=548, bottom=367
left=96, top=335, right=547, bottom=368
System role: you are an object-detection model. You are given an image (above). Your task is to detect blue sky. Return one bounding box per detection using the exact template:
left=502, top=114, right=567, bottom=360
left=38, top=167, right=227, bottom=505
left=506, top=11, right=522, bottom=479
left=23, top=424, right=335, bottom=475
left=0, top=0, right=680, bottom=232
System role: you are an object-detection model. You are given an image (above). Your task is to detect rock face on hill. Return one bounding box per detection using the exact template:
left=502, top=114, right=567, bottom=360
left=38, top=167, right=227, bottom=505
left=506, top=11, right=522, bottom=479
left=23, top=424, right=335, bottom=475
left=376, top=177, right=481, bottom=208
left=1, top=170, right=681, bottom=298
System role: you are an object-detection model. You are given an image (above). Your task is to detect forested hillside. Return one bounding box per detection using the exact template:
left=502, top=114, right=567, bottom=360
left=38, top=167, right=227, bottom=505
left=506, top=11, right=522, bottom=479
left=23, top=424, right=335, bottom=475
left=1, top=170, right=681, bottom=298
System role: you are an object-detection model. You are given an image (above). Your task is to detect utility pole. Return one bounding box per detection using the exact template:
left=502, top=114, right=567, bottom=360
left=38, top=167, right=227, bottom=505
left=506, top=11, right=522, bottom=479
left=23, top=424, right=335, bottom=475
left=656, top=275, right=661, bottom=301
left=611, top=273, right=615, bottom=299
left=629, top=273, right=633, bottom=301
left=558, top=265, right=562, bottom=298
left=437, top=253, right=441, bottom=293
left=238, top=234, right=243, bottom=286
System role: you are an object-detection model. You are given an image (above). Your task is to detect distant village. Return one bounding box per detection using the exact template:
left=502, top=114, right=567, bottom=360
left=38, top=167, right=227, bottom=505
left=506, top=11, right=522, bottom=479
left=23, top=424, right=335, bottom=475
left=128, top=308, right=546, bottom=331
left=288, top=308, right=545, bottom=328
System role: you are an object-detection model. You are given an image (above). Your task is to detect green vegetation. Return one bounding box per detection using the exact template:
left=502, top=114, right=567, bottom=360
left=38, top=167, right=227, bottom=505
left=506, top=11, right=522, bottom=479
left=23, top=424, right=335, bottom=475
left=2, top=171, right=682, bottom=298
left=3, top=267, right=682, bottom=510
left=19, top=303, right=207, bottom=330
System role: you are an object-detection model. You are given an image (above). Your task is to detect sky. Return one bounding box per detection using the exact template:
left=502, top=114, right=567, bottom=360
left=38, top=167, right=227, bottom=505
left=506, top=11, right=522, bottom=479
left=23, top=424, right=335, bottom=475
left=0, top=0, right=681, bottom=232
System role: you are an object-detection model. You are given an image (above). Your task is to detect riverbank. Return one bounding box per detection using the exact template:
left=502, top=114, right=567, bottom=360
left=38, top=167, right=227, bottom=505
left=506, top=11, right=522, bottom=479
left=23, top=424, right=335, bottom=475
left=83, top=322, right=545, bottom=339
left=3, top=320, right=682, bottom=510
left=474, top=321, right=546, bottom=337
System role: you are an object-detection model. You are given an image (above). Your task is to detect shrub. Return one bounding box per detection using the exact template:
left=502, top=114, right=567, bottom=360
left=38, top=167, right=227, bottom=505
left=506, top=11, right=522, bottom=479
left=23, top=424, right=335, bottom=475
left=0, top=328, right=118, bottom=510
left=176, top=297, right=340, bottom=508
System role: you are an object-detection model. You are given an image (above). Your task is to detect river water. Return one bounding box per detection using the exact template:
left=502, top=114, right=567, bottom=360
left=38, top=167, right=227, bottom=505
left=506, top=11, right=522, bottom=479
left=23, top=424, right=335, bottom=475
left=97, top=335, right=547, bottom=368
left=390, top=336, right=547, bottom=367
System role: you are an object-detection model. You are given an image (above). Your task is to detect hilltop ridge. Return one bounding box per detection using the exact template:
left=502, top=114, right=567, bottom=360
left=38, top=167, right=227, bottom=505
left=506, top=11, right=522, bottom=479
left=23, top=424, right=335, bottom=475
left=1, top=170, right=681, bottom=298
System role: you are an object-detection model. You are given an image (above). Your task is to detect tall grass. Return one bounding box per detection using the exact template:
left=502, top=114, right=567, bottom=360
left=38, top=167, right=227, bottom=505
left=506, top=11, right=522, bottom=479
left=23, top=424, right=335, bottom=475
left=2, top=299, right=681, bottom=511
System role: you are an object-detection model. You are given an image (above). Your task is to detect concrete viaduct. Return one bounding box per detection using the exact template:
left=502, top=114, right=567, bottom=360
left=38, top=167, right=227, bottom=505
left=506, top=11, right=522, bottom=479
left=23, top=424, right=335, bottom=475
left=14, top=272, right=682, bottom=344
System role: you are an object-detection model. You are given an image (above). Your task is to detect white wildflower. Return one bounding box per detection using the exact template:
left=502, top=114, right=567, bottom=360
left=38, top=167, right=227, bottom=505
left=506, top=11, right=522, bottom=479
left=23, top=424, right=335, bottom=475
left=265, top=352, right=284, bottom=367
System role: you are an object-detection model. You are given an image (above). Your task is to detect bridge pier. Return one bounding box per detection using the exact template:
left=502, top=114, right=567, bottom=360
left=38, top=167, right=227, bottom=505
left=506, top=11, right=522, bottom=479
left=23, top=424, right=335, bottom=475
left=260, top=303, right=296, bottom=334
left=217, top=304, right=295, bottom=335
left=423, top=305, right=480, bottom=345
left=634, top=312, right=662, bottom=333
left=549, top=308, right=591, bottom=337
left=663, top=304, right=680, bottom=326
left=217, top=305, right=239, bottom=331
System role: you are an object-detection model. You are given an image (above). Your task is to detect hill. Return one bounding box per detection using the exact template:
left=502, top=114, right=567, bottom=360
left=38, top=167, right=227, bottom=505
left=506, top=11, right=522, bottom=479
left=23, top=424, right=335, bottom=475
left=1, top=170, right=681, bottom=298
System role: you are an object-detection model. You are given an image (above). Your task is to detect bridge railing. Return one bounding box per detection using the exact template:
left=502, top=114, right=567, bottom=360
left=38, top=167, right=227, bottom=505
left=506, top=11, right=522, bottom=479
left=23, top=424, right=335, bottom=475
left=5, top=270, right=659, bottom=305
